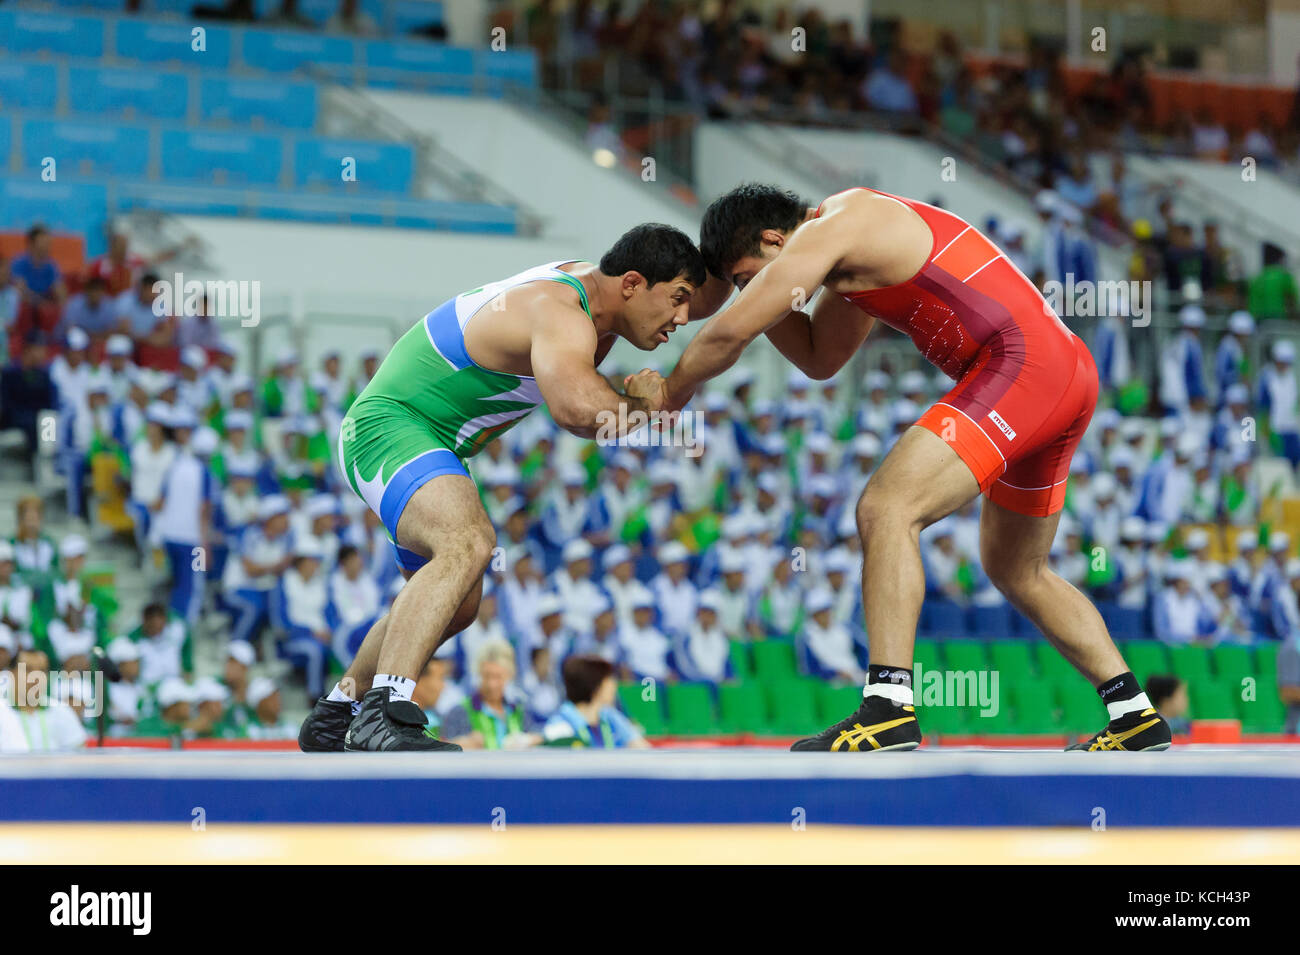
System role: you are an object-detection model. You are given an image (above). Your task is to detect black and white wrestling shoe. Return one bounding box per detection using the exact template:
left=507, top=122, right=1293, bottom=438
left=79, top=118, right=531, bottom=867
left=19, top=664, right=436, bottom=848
left=343, top=686, right=462, bottom=752
left=297, top=697, right=354, bottom=753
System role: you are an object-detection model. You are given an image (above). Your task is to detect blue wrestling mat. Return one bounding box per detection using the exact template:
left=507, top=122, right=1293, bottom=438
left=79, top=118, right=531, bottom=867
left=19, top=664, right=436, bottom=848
left=2, top=747, right=1298, bottom=828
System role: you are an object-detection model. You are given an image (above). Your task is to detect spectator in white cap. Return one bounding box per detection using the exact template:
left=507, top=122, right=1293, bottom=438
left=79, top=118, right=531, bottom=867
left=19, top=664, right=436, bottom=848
left=756, top=549, right=804, bottom=638
left=600, top=544, right=645, bottom=629
left=1114, top=518, right=1151, bottom=612
left=1212, top=383, right=1255, bottom=464
left=1251, top=531, right=1295, bottom=640
left=715, top=547, right=758, bottom=638
left=550, top=537, right=608, bottom=635
left=244, top=676, right=294, bottom=740
left=619, top=588, right=673, bottom=682
left=190, top=676, right=237, bottom=738
left=1203, top=564, right=1250, bottom=645
left=499, top=548, right=545, bottom=651
left=1215, top=311, right=1255, bottom=401
left=126, top=400, right=178, bottom=560
left=220, top=640, right=256, bottom=727
left=276, top=537, right=332, bottom=703
left=51, top=533, right=92, bottom=622
left=0, top=540, right=34, bottom=648
left=131, top=675, right=197, bottom=738
left=222, top=493, right=293, bottom=646
left=1154, top=563, right=1211, bottom=645
left=533, top=592, right=575, bottom=673
left=99, top=636, right=146, bottom=732
left=651, top=540, right=698, bottom=638
left=673, top=590, right=733, bottom=684
left=46, top=598, right=96, bottom=674
left=176, top=344, right=213, bottom=413
left=539, top=464, right=597, bottom=553
left=1229, top=530, right=1261, bottom=599
left=1259, top=339, right=1300, bottom=470
left=99, top=333, right=137, bottom=402
left=1270, top=559, right=1300, bottom=646
left=296, top=493, right=342, bottom=569
left=262, top=348, right=306, bottom=420
left=309, top=349, right=349, bottom=423
left=799, top=587, right=865, bottom=683
left=1157, top=304, right=1208, bottom=417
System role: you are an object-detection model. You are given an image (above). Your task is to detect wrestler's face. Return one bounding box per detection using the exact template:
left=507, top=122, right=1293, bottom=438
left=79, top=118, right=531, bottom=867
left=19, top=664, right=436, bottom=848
left=620, top=271, right=695, bottom=350
left=726, top=230, right=787, bottom=291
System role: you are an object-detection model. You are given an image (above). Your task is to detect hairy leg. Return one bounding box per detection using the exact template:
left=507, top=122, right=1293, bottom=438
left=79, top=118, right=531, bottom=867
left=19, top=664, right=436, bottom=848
left=371, top=474, right=495, bottom=682
left=979, top=498, right=1127, bottom=684
left=856, top=426, right=981, bottom=669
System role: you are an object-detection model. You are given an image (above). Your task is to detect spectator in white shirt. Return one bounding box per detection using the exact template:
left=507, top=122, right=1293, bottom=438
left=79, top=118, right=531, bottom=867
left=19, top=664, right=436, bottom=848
left=800, top=588, right=865, bottom=683
left=8, top=650, right=87, bottom=752
left=157, top=418, right=217, bottom=623
left=551, top=538, right=608, bottom=635
left=620, top=591, right=673, bottom=682
left=329, top=544, right=381, bottom=665
left=127, top=402, right=177, bottom=559
left=223, top=494, right=294, bottom=647
left=652, top=541, right=698, bottom=637
left=674, top=590, right=733, bottom=684
left=0, top=541, right=34, bottom=648
left=278, top=539, right=331, bottom=701
left=1155, top=565, right=1210, bottom=645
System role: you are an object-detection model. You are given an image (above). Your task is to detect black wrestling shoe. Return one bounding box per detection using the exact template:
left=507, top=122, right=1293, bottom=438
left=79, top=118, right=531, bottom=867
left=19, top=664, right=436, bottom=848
left=1066, top=707, right=1172, bottom=752
left=343, top=686, right=462, bottom=752
left=790, top=693, right=922, bottom=752
left=297, top=697, right=354, bottom=752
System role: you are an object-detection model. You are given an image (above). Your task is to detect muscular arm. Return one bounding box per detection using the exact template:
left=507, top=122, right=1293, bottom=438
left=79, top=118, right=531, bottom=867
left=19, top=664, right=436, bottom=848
left=764, top=289, right=876, bottom=381
left=531, top=303, right=658, bottom=440
left=665, top=215, right=848, bottom=407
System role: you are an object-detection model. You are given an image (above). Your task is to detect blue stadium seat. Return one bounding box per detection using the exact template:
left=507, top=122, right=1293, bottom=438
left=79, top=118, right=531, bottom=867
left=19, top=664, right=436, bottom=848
left=391, top=0, right=447, bottom=34
left=474, top=48, right=539, bottom=89
left=69, top=66, right=190, bottom=121
left=200, top=76, right=318, bottom=130
left=293, top=137, right=414, bottom=193
left=114, top=18, right=232, bottom=70
left=362, top=41, right=475, bottom=92
left=22, top=119, right=150, bottom=178
left=920, top=598, right=968, bottom=638
left=240, top=28, right=356, bottom=74
left=1106, top=605, right=1147, bottom=641
left=0, top=117, right=11, bottom=168
left=0, top=176, right=108, bottom=249
left=160, top=129, right=284, bottom=186
left=0, top=10, right=105, bottom=58
left=0, top=61, right=59, bottom=111
left=969, top=603, right=1014, bottom=640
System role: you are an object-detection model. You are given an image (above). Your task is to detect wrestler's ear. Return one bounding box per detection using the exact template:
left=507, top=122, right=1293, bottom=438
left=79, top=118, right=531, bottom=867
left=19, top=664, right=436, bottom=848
left=759, top=229, right=787, bottom=252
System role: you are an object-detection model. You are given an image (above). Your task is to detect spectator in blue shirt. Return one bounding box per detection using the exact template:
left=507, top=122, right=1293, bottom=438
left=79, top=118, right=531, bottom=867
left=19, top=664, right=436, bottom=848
left=541, top=655, right=649, bottom=748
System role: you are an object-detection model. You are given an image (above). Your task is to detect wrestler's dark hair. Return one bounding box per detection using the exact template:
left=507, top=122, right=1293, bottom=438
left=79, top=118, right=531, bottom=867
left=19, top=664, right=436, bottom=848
left=699, top=183, right=807, bottom=279
left=562, top=654, right=616, bottom=705
left=599, top=223, right=706, bottom=288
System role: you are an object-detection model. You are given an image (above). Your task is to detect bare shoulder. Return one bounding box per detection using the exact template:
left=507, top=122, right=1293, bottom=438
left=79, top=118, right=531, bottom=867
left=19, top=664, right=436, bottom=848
left=819, top=188, right=931, bottom=287
left=513, top=279, right=597, bottom=348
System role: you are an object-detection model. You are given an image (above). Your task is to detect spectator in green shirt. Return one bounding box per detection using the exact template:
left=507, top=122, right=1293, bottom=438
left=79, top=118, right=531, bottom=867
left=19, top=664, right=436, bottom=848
left=1247, top=243, right=1299, bottom=320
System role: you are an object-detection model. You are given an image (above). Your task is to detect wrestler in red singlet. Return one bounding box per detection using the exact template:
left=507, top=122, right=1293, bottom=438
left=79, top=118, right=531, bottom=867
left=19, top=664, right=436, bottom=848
left=819, top=187, right=1098, bottom=517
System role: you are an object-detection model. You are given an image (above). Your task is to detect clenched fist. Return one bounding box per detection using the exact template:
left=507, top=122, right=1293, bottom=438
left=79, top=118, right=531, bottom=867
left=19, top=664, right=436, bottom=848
left=623, top=367, right=671, bottom=412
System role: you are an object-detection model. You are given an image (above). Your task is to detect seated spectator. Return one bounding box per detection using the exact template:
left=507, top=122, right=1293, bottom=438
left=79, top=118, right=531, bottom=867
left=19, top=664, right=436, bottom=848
left=13, top=495, right=56, bottom=579
left=1154, top=565, right=1211, bottom=645
left=533, top=593, right=575, bottom=673
left=541, top=655, right=650, bottom=749
left=45, top=601, right=96, bottom=674
left=1145, top=674, right=1191, bottom=736
left=571, top=594, right=624, bottom=670
left=329, top=544, right=381, bottom=664
left=221, top=640, right=256, bottom=731
left=619, top=591, right=672, bottom=682
left=223, top=494, right=294, bottom=647
left=0, top=340, right=56, bottom=473
left=800, top=588, right=865, bottom=683
left=9, top=225, right=67, bottom=345
left=862, top=50, right=918, bottom=114
left=115, top=272, right=176, bottom=350
left=8, top=649, right=87, bottom=751
left=131, top=676, right=199, bottom=739
left=127, top=403, right=177, bottom=559
left=673, top=591, right=733, bottom=684
left=0, top=540, right=35, bottom=648
left=59, top=276, right=119, bottom=345
left=128, top=602, right=192, bottom=687
left=103, top=636, right=146, bottom=734
left=550, top=538, right=607, bottom=634
left=244, top=677, right=295, bottom=740
left=651, top=541, right=698, bottom=637
left=277, top=539, right=333, bottom=703
left=756, top=552, right=803, bottom=638
left=412, top=656, right=465, bottom=739
left=441, top=640, right=539, bottom=750
left=1279, top=632, right=1300, bottom=735
left=521, top=645, right=563, bottom=724
left=0, top=256, right=19, bottom=353
left=0, top=626, right=14, bottom=671
left=326, top=0, right=378, bottom=35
